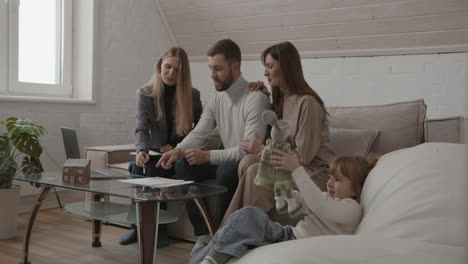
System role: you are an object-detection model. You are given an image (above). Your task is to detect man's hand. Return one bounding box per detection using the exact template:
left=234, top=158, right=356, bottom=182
left=248, top=81, right=270, bottom=97
left=136, top=151, right=150, bottom=167
left=239, top=132, right=264, bottom=155
left=184, top=148, right=210, bottom=165
left=270, top=149, right=300, bottom=172
left=156, top=148, right=182, bottom=169
left=160, top=144, right=173, bottom=153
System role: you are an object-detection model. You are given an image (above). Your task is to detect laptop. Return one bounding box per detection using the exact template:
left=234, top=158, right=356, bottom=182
left=60, top=127, right=127, bottom=179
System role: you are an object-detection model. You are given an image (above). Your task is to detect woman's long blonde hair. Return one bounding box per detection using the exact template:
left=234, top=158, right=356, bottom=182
left=147, top=47, right=193, bottom=136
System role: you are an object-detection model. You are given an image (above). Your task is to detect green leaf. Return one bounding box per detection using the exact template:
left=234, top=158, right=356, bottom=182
left=6, top=118, right=47, bottom=137
left=5, top=117, right=18, bottom=134
left=22, top=156, right=44, bottom=175
left=0, top=117, right=46, bottom=189
left=0, top=133, right=12, bottom=158
left=0, top=157, right=18, bottom=189
left=11, top=134, right=43, bottom=157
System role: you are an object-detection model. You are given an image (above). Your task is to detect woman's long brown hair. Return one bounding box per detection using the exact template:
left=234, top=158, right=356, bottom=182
left=261, top=41, right=327, bottom=119
left=147, top=47, right=193, bottom=136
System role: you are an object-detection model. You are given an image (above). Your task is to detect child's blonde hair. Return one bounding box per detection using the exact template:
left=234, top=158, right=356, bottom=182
left=329, top=154, right=380, bottom=201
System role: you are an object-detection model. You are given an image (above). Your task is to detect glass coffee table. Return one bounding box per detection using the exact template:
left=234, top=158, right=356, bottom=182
left=15, top=171, right=227, bottom=264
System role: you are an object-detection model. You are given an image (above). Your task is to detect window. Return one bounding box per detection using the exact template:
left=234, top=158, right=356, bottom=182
left=0, top=0, right=93, bottom=102
left=2, top=0, right=72, bottom=97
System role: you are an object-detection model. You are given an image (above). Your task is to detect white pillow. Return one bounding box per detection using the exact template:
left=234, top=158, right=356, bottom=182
left=356, top=143, right=468, bottom=247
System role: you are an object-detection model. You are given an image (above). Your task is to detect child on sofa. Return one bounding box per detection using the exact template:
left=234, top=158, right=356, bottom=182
left=190, top=152, right=379, bottom=264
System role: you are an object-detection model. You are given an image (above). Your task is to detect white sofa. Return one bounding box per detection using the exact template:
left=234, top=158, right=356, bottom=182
left=230, top=142, right=468, bottom=263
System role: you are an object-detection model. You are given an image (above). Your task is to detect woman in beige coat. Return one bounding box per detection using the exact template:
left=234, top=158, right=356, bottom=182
left=221, top=41, right=335, bottom=225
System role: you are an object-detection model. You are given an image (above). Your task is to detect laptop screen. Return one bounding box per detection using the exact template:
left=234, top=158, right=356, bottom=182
left=61, top=127, right=81, bottom=159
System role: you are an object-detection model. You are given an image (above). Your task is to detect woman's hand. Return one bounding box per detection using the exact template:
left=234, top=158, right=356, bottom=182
left=270, top=149, right=300, bottom=172
left=136, top=151, right=150, bottom=167
left=160, top=144, right=173, bottom=153
left=248, top=81, right=271, bottom=97
left=239, top=132, right=264, bottom=155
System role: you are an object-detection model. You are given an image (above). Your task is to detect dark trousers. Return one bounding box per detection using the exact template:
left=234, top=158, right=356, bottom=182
left=174, top=158, right=239, bottom=236
left=128, top=155, right=174, bottom=178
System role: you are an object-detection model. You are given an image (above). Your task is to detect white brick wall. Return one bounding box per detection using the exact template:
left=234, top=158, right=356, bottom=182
left=191, top=52, right=468, bottom=140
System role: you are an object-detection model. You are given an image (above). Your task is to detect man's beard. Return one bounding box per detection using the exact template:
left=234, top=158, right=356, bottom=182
left=214, top=72, right=234, bottom=92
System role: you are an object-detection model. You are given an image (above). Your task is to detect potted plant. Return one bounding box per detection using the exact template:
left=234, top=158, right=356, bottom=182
left=0, top=117, right=47, bottom=239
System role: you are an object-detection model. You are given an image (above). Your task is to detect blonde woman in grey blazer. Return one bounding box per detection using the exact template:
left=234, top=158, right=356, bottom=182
left=120, top=47, right=203, bottom=246
left=133, top=47, right=202, bottom=176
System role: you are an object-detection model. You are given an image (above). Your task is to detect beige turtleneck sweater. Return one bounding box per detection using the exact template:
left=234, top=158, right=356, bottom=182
left=176, top=74, right=271, bottom=165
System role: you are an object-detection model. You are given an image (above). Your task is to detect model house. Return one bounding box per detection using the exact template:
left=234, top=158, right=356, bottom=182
left=63, top=159, right=91, bottom=184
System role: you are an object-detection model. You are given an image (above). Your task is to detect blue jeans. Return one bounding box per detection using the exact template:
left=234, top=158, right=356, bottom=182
left=174, top=158, right=239, bottom=236
left=190, top=206, right=295, bottom=264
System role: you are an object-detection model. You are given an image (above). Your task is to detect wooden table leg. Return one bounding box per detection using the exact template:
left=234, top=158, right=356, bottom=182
left=91, top=193, right=103, bottom=247
left=136, top=201, right=160, bottom=264
left=20, top=185, right=51, bottom=264
left=194, top=198, right=215, bottom=237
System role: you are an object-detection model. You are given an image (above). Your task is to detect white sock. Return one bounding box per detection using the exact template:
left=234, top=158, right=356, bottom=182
left=200, top=255, right=217, bottom=264
left=287, top=198, right=297, bottom=211
left=201, top=250, right=232, bottom=264
left=275, top=196, right=286, bottom=209
left=191, top=234, right=211, bottom=256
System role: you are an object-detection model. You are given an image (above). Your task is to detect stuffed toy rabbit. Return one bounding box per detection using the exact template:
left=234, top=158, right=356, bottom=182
left=254, top=110, right=302, bottom=218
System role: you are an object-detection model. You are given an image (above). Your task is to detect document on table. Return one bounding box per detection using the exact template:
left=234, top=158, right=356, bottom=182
left=118, top=177, right=193, bottom=188
left=129, top=150, right=162, bottom=156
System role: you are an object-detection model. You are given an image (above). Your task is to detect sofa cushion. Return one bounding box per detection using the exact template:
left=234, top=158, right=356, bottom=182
left=108, top=162, right=131, bottom=172
left=357, top=143, right=468, bottom=247
left=329, top=128, right=379, bottom=157
left=424, top=116, right=464, bottom=143
left=327, top=99, right=426, bottom=154
left=85, top=144, right=135, bottom=165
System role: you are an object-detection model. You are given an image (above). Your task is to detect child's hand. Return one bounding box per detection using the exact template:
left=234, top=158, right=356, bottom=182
left=271, top=150, right=300, bottom=172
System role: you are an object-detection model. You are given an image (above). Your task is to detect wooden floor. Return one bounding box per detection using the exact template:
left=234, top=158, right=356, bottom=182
left=0, top=208, right=193, bottom=264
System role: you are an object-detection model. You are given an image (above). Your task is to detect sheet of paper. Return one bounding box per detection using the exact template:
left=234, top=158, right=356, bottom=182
left=118, top=177, right=192, bottom=188
left=150, top=181, right=193, bottom=188
left=129, top=150, right=162, bottom=156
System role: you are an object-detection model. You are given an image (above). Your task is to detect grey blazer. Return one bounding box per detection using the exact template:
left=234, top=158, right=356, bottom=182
left=134, top=86, right=203, bottom=154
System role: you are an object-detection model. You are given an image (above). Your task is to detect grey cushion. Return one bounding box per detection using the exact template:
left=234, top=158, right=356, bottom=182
left=424, top=116, right=464, bottom=144
left=327, top=99, right=427, bottom=154
left=330, top=128, right=379, bottom=157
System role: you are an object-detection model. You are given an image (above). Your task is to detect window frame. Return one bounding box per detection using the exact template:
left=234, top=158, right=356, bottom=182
left=5, top=0, right=73, bottom=98
left=0, top=2, right=8, bottom=93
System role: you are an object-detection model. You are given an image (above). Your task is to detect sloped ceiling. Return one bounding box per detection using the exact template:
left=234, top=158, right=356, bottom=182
left=156, top=0, right=468, bottom=61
